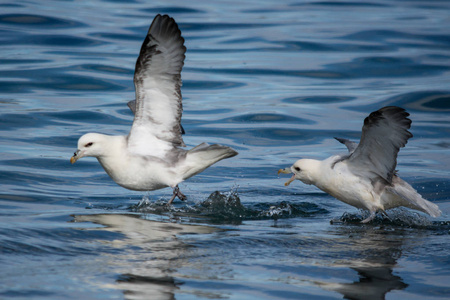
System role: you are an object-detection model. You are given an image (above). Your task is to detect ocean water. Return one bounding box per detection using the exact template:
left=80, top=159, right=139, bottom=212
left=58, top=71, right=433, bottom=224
left=0, top=0, right=449, bottom=299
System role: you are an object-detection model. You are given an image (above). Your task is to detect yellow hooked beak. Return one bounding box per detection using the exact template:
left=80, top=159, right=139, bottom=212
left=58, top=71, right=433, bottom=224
left=70, top=150, right=80, bottom=164
left=278, top=167, right=291, bottom=175
left=278, top=167, right=296, bottom=186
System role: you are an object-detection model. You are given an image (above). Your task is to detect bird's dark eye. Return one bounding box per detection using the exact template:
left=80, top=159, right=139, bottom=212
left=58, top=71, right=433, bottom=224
left=85, top=142, right=93, bottom=147
left=294, top=166, right=301, bottom=172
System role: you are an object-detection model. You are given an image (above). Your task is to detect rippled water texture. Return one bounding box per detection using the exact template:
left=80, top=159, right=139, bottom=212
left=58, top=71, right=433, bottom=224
left=0, top=0, right=449, bottom=299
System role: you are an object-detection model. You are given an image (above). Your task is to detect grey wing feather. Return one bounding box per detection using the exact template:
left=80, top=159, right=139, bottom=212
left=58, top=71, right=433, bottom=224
left=347, top=106, right=413, bottom=184
left=334, top=137, right=358, bottom=153
left=128, top=14, right=186, bottom=154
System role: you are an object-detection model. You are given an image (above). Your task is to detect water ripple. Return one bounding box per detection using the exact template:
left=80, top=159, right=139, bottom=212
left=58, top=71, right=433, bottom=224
left=222, top=113, right=314, bottom=124
left=283, top=95, right=355, bottom=104
left=346, top=91, right=450, bottom=113
left=0, top=13, right=85, bottom=28
left=326, top=56, right=450, bottom=78
left=143, top=6, right=205, bottom=14
left=344, top=30, right=450, bottom=48
left=295, top=1, right=389, bottom=8
left=0, top=110, right=128, bottom=129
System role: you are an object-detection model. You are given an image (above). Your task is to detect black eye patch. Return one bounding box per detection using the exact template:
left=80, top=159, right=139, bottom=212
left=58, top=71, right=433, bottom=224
left=85, top=142, right=93, bottom=147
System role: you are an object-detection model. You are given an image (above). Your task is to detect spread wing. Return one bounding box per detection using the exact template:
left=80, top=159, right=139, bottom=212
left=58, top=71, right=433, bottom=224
left=346, top=106, right=413, bottom=184
left=127, top=14, right=186, bottom=157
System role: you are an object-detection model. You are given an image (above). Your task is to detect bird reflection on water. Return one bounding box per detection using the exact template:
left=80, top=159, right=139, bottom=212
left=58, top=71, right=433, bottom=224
left=73, top=214, right=220, bottom=299
left=72, top=213, right=416, bottom=300
left=313, top=224, right=410, bottom=300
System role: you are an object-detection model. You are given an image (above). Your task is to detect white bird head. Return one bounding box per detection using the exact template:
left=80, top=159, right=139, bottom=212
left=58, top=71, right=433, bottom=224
left=70, top=133, right=108, bottom=164
left=278, top=159, right=320, bottom=186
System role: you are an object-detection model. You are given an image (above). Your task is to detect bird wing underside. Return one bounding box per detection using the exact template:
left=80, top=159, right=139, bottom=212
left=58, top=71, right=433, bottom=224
left=127, top=14, right=186, bottom=157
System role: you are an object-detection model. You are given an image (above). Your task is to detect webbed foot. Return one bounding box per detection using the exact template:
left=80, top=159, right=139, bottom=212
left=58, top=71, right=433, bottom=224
left=361, top=211, right=377, bottom=223
left=167, top=185, right=187, bottom=206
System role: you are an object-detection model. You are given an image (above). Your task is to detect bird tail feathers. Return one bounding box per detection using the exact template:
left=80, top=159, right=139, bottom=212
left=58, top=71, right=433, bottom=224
left=188, top=142, right=238, bottom=162
left=181, top=143, right=238, bottom=179
left=388, top=177, right=441, bottom=217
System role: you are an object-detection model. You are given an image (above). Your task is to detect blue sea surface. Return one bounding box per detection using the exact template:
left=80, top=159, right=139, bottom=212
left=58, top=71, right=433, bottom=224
left=0, top=0, right=449, bottom=299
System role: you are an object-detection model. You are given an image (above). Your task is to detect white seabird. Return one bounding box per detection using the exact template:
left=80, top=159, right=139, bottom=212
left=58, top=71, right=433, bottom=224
left=278, top=106, right=441, bottom=223
left=71, top=14, right=238, bottom=204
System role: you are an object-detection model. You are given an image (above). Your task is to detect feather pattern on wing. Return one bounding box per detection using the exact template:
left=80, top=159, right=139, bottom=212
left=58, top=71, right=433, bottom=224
left=347, top=106, right=413, bottom=184
left=128, top=14, right=186, bottom=157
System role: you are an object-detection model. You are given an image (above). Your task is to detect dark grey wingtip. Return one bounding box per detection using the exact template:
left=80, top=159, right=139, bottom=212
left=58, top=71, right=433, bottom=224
left=369, top=106, right=412, bottom=127
left=381, top=106, right=413, bottom=138
left=366, top=106, right=413, bottom=144
left=334, top=137, right=346, bottom=144
left=334, top=137, right=358, bottom=153
left=136, top=14, right=186, bottom=76
left=127, top=100, right=136, bottom=115
left=229, top=148, right=239, bottom=158
left=148, top=14, right=186, bottom=51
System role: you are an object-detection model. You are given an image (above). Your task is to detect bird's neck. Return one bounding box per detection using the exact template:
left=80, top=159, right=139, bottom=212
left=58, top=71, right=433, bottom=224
left=313, top=157, right=344, bottom=196
left=96, top=135, right=127, bottom=176
left=301, top=159, right=322, bottom=185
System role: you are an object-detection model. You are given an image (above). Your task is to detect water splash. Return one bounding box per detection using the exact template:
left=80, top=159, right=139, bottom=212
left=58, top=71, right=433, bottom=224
left=332, top=208, right=445, bottom=229
left=129, top=189, right=329, bottom=224
left=263, top=202, right=293, bottom=218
